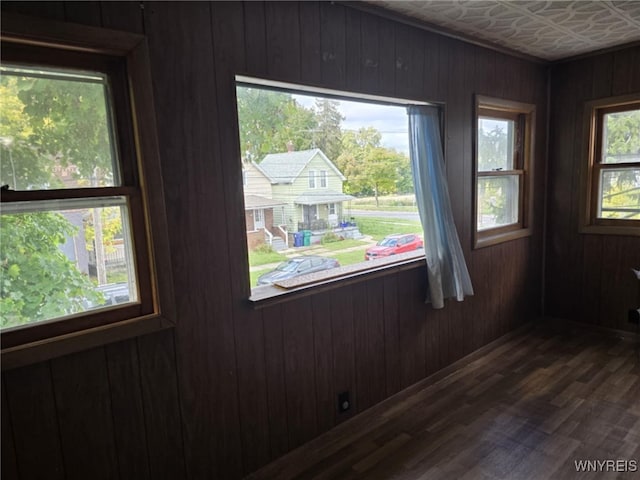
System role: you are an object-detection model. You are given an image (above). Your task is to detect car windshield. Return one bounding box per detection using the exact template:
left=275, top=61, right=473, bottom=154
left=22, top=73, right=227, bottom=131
left=276, top=261, right=300, bottom=272
left=378, top=238, right=398, bottom=247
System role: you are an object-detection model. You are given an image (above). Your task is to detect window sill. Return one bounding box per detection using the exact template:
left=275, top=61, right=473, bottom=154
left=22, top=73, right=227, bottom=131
left=1, top=313, right=174, bottom=371
left=474, top=226, right=532, bottom=249
left=580, top=223, right=640, bottom=236
left=249, top=250, right=426, bottom=308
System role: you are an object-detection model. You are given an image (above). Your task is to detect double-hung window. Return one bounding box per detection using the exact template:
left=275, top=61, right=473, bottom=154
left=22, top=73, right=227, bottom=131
left=1, top=15, right=174, bottom=368
left=582, top=95, right=640, bottom=234
left=474, top=96, right=535, bottom=248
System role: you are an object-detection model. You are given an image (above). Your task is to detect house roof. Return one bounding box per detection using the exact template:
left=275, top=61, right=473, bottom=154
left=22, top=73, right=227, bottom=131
left=244, top=194, right=286, bottom=210
left=294, top=190, right=355, bottom=206
left=258, top=148, right=346, bottom=184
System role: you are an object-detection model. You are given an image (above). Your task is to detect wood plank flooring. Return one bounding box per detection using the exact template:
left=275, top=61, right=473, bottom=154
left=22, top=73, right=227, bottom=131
left=246, top=326, right=640, bottom=480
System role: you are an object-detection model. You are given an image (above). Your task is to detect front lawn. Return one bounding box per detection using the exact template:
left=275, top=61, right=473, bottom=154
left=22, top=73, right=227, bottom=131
left=353, top=216, right=423, bottom=241
left=248, top=248, right=287, bottom=267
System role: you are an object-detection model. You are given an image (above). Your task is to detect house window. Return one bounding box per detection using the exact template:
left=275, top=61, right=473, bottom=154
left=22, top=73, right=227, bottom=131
left=320, top=170, right=328, bottom=188
left=236, top=78, right=430, bottom=300
left=1, top=17, right=174, bottom=368
left=582, top=95, right=640, bottom=234
left=254, top=208, right=265, bottom=230
left=474, top=96, right=535, bottom=248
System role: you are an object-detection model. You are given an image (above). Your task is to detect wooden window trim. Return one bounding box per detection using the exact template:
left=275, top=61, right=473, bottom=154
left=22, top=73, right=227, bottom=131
left=473, top=95, right=535, bottom=249
left=1, top=13, right=176, bottom=370
left=580, top=94, right=640, bottom=236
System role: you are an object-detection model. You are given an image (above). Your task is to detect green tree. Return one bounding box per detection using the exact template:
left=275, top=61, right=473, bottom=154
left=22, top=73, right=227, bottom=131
left=1, top=212, right=103, bottom=328
left=236, top=87, right=317, bottom=162
left=1, top=70, right=112, bottom=327
left=336, top=127, right=407, bottom=205
left=311, top=98, right=343, bottom=161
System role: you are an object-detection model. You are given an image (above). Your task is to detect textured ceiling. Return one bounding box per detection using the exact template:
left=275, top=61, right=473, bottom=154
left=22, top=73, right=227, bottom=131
left=368, top=1, right=640, bottom=60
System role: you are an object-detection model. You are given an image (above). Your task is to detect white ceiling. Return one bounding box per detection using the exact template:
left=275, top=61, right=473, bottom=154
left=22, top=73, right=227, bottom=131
left=368, top=1, right=640, bottom=61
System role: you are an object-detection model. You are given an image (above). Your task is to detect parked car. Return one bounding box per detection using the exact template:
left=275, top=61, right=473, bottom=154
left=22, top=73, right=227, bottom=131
left=257, top=255, right=340, bottom=286
left=364, top=233, right=423, bottom=260
left=83, top=282, right=131, bottom=310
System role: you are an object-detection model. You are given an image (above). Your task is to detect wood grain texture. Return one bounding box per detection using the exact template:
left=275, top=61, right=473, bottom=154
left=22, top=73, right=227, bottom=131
left=546, top=46, right=640, bottom=331
left=50, top=348, right=119, bottom=480
left=4, top=362, right=66, bottom=480
left=105, top=339, right=151, bottom=480
left=247, top=326, right=640, bottom=480
left=1, top=2, right=550, bottom=478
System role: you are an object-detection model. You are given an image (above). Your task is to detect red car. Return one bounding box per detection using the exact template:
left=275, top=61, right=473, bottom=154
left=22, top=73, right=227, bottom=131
left=364, top=233, right=423, bottom=260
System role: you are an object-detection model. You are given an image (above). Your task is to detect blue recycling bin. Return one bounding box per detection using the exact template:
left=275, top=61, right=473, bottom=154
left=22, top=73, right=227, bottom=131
left=293, top=232, right=303, bottom=247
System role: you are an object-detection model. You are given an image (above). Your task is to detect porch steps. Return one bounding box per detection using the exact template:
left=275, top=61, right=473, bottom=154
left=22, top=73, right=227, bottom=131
left=271, top=237, right=287, bottom=252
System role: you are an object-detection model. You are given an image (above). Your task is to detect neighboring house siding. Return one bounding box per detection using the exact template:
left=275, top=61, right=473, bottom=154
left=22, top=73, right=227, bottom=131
left=269, top=152, right=347, bottom=231
left=243, top=162, right=272, bottom=197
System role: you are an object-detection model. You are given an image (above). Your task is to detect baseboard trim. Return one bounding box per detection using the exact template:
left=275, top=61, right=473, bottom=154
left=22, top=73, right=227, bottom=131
left=538, top=316, right=639, bottom=342
left=245, top=320, right=534, bottom=479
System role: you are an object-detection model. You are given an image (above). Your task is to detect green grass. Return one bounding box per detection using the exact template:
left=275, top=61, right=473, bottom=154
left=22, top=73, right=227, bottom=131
left=331, top=249, right=369, bottom=267
left=353, top=216, right=422, bottom=241
left=248, top=249, right=287, bottom=267
left=351, top=194, right=416, bottom=207
left=348, top=204, right=418, bottom=212
left=313, top=239, right=369, bottom=251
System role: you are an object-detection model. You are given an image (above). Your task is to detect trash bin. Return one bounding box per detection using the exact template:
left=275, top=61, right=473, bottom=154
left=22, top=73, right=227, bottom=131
left=293, top=232, right=303, bottom=247
left=303, top=230, right=311, bottom=246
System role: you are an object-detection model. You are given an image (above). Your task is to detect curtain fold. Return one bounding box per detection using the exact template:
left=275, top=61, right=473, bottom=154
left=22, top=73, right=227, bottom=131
left=408, top=105, right=473, bottom=308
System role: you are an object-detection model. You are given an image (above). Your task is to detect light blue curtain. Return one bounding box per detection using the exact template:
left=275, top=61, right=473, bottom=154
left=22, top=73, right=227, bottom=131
left=408, top=105, right=473, bottom=308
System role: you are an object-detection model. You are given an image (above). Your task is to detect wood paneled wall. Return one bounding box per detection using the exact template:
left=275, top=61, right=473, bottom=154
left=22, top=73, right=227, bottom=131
left=1, top=2, right=547, bottom=479
left=546, top=46, right=640, bottom=332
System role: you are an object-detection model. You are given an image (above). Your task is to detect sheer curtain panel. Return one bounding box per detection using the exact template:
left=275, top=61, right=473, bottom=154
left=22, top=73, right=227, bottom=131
left=408, top=105, right=473, bottom=308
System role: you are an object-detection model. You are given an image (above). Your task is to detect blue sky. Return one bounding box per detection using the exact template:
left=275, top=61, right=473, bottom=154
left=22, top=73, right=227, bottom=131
left=293, top=94, right=410, bottom=155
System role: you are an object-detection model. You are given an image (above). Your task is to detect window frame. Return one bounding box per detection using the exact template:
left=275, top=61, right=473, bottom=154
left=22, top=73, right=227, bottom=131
left=236, top=75, right=436, bottom=305
left=1, top=14, right=175, bottom=369
left=581, top=94, right=640, bottom=235
left=473, top=95, right=535, bottom=249
left=308, top=169, right=316, bottom=188
left=319, top=170, right=328, bottom=188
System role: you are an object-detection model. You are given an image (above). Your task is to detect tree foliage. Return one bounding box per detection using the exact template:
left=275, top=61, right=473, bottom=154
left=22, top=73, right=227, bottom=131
left=236, top=87, right=317, bottom=162
left=311, top=98, right=344, bottom=162
left=1, top=212, right=103, bottom=328
left=1, top=70, right=112, bottom=327
left=335, top=128, right=409, bottom=204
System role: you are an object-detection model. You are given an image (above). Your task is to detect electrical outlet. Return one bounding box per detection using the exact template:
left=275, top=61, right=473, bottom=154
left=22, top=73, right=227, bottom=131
left=338, top=391, right=351, bottom=413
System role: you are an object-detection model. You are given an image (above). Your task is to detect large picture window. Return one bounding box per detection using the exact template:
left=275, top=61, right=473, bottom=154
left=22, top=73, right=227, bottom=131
left=1, top=15, right=174, bottom=368
left=474, top=96, right=535, bottom=248
left=236, top=78, right=429, bottom=299
left=583, top=95, right=640, bottom=234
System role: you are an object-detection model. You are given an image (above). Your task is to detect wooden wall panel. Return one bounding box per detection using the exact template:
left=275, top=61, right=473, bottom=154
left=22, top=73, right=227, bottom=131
left=50, top=349, right=119, bottom=480
left=546, top=46, right=640, bottom=331
left=4, top=363, right=66, bottom=480
left=1, top=383, right=18, bottom=480
left=1, top=2, right=550, bottom=478
left=105, top=340, right=151, bottom=480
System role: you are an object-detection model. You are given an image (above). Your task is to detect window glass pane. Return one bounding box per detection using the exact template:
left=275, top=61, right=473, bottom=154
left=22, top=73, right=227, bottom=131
left=237, top=83, right=423, bottom=294
left=1, top=197, right=138, bottom=330
left=602, top=108, right=640, bottom=164
left=477, top=175, right=520, bottom=230
left=0, top=65, right=119, bottom=190
left=599, top=168, right=640, bottom=219
left=478, top=117, right=514, bottom=171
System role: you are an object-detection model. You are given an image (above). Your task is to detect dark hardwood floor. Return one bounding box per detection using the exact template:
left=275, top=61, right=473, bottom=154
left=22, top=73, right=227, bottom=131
left=246, top=325, right=640, bottom=480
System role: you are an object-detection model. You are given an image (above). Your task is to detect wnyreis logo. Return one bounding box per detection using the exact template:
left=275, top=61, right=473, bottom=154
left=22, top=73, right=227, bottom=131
left=574, top=459, right=638, bottom=472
